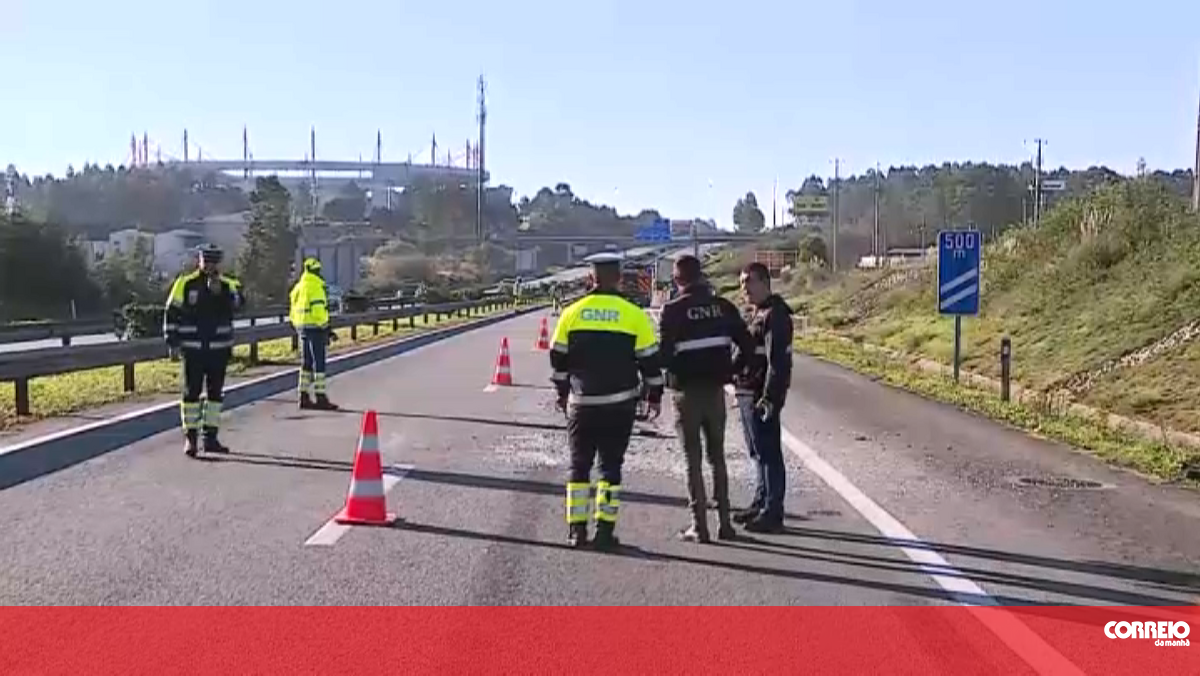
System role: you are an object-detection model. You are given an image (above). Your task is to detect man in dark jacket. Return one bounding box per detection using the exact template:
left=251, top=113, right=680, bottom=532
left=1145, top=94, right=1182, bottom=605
left=659, top=255, right=755, bottom=543
left=732, top=262, right=794, bottom=533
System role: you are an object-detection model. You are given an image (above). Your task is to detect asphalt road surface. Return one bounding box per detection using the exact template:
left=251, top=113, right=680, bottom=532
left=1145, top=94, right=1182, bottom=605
left=2, top=310, right=1198, bottom=612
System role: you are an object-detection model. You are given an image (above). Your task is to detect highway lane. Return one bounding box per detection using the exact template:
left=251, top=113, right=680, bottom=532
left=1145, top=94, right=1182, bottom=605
left=783, top=356, right=1200, bottom=607
left=0, top=310, right=944, bottom=606
left=1, top=309, right=1196, bottom=613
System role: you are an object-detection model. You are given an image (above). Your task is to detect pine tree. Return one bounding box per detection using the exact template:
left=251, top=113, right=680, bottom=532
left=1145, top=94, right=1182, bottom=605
left=237, top=177, right=297, bottom=304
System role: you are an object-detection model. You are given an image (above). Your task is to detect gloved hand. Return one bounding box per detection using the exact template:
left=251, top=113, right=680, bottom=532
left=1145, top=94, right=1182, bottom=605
left=327, top=328, right=339, bottom=343
left=755, top=398, right=775, bottom=423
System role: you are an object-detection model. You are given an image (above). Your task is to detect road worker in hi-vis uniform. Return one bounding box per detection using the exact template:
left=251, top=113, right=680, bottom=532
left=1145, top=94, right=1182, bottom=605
left=549, top=253, right=664, bottom=550
left=290, top=257, right=339, bottom=411
left=163, top=244, right=244, bottom=457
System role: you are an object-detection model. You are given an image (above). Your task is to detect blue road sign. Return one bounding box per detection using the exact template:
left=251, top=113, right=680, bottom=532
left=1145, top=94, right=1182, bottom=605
left=937, top=229, right=981, bottom=316
left=635, top=217, right=673, bottom=242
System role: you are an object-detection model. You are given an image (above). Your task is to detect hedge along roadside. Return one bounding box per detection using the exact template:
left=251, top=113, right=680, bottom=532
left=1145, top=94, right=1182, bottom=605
left=0, top=297, right=546, bottom=424
left=794, top=327, right=1200, bottom=483
left=0, top=301, right=552, bottom=491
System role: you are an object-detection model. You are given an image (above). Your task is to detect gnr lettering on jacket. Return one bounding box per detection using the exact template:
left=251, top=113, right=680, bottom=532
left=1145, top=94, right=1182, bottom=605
left=685, top=304, right=723, bottom=321
left=580, top=308, right=621, bottom=323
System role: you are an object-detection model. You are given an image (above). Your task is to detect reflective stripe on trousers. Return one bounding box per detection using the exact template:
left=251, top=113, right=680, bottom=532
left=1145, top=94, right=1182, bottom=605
left=203, top=399, right=222, bottom=430
left=298, top=371, right=327, bottom=395
left=180, top=401, right=202, bottom=431
left=594, top=481, right=621, bottom=523
left=566, top=482, right=590, bottom=524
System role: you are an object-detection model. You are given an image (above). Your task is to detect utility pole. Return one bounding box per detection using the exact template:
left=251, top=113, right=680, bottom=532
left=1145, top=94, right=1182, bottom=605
left=872, top=163, right=881, bottom=261
left=310, top=127, right=318, bottom=222
left=476, top=74, right=487, bottom=243
left=832, top=158, right=841, bottom=272
left=1193, top=82, right=1200, bottom=213
left=772, top=177, right=778, bottom=229
left=914, top=219, right=928, bottom=256
left=1032, top=138, right=1045, bottom=227
left=183, top=129, right=189, bottom=163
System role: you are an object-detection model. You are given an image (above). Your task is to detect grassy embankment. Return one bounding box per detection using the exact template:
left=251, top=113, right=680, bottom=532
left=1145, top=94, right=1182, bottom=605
left=0, top=303, right=525, bottom=430
left=713, top=181, right=1200, bottom=482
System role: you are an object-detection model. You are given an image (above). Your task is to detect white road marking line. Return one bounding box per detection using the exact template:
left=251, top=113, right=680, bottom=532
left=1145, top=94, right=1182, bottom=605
left=304, top=463, right=413, bottom=547
left=483, top=384, right=498, bottom=393
left=777, top=425, right=1084, bottom=676
left=779, top=426, right=988, bottom=598
left=720, top=383, right=1081, bottom=673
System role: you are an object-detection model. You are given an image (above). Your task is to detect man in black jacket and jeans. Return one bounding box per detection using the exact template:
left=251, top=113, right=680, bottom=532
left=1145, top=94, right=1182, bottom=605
left=732, top=262, right=794, bottom=533
left=658, top=255, right=755, bottom=543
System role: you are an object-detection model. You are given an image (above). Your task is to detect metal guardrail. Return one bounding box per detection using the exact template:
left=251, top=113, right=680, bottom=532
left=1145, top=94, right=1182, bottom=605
left=0, top=296, right=424, bottom=347
left=0, top=297, right=544, bottom=416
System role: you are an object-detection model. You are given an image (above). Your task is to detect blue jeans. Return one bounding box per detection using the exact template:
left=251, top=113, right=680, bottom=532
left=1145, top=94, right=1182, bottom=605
left=299, top=329, right=328, bottom=396
left=737, top=394, right=785, bottom=521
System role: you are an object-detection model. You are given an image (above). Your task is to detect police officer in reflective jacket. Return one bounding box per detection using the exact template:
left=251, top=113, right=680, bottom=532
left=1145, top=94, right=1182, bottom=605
left=657, top=254, right=755, bottom=543
left=164, top=244, right=245, bottom=457
left=550, top=253, right=664, bottom=550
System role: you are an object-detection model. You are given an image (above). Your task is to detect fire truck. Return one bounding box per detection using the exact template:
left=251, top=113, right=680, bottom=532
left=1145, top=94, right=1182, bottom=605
left=620, top=263, right=653, bottom=308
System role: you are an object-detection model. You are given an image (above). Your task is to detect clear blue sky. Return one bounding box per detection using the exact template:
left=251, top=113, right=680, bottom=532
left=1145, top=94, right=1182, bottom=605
left=3, top=0, right=1198, bottom=226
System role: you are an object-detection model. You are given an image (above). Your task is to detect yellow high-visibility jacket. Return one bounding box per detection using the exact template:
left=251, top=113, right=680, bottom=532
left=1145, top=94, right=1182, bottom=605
left=289, top=271, right=330, bottom=330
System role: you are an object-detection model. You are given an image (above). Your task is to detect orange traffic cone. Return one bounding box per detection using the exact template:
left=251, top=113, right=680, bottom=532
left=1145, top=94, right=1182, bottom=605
left=534, top=317, right=550, bottom=351
left=492, top=338, right=514, bottom=386
left=335, top=410, right=396, bottom=526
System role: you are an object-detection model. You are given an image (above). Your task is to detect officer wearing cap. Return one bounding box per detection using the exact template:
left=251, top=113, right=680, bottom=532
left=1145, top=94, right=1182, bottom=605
left=290, top=256, right=339, bottom=410
left=163, top=244, right=245, bottom=457
left=549, top=252, right=664, bottom=550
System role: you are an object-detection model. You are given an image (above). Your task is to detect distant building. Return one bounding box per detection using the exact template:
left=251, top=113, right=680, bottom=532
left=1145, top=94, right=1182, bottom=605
left=78, top=227, right=206, bottom=276
left=153, top=229, right=206, bottom=276
left=181, top=212, right=250, bottom=263
left=296, top=223, right=390, bottom=291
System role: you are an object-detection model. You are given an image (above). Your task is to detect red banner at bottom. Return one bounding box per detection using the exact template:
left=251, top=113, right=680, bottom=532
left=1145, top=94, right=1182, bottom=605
left=1, top=606, right=1197, bottom=675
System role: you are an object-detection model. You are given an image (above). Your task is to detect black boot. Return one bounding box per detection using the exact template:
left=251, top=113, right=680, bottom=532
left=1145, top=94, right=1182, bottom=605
left=202, top=429, right=229, bottom=454
left=592, top=521, right=620, bottom=551
left=313, top=394, right=340, bottom=411
left=183, top=430, right=199, bottom=458
left=743, top=513, right=784, bottom=534
left=568, top=523, right=589, bottom=548
left=299, top=393, right=314, bottom=410
left=732, top=505, right=763, bottom=525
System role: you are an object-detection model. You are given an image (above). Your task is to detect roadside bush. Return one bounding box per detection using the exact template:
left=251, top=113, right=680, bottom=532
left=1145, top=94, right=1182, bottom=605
left=115, top=303, right=161, bottom=339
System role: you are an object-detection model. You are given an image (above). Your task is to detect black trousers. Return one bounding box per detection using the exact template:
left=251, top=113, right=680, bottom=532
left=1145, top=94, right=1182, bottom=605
left=568, top=402, right=637, bottom=485
left=181, top=348, right=230, bottom=435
